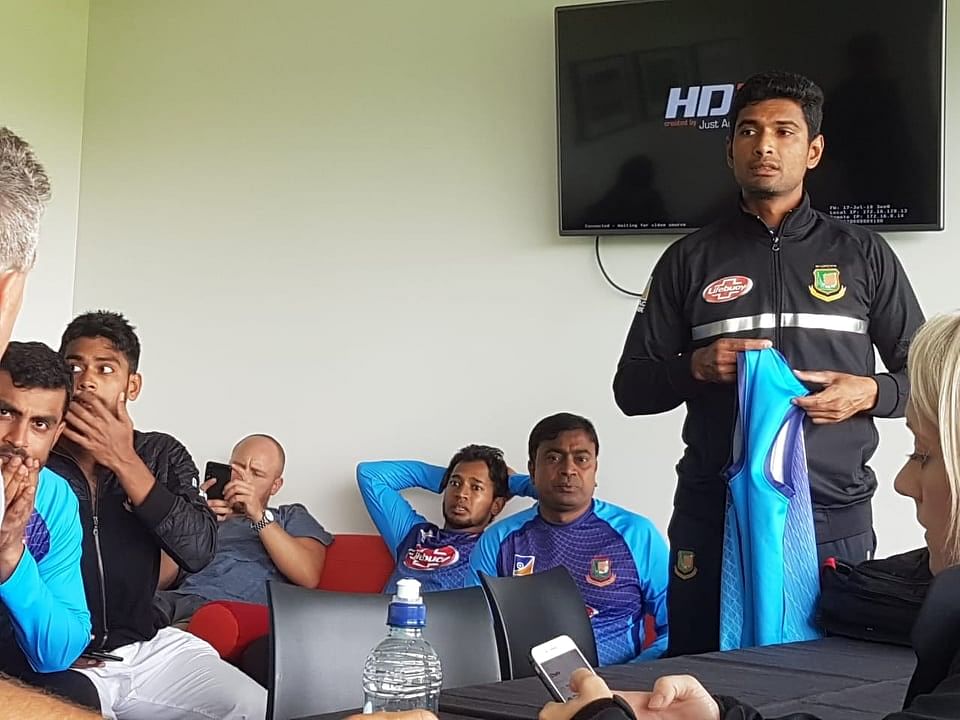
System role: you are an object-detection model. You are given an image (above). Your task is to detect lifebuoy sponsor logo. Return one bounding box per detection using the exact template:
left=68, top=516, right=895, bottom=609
left=403, top=545, right=459, bottom=570
left=702, top=275, right=754, bottom=303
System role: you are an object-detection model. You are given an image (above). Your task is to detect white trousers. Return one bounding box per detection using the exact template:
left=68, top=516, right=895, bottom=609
left=74, top=627, right=267, bottom=719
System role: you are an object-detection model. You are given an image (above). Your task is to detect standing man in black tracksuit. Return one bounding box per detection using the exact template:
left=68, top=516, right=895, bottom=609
left=43, top=311, right=267, bottom=718
left=613, top=72, right=925, bottom=657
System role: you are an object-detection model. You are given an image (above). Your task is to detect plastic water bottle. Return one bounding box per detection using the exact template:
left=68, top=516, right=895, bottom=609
left=361, top=579, right=443, bottom=714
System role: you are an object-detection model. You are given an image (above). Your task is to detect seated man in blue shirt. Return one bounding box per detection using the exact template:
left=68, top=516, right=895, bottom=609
left=155, top=434, right=333, bottom=625
left=358, top=444, right=535, bottom=593
left=0, top=342, right=92, bottom=702
left=469, top=412, right=669, bottom=664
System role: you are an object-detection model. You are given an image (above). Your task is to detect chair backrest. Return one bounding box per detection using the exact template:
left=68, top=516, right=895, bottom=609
left=316, top=533, right=395, bottom=592
left=267, top=582, right=501, bottom=719
left=479, top=566, right=598, bottom=680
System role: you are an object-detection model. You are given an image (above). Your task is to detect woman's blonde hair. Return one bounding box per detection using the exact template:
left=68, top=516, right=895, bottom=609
left=908, top=312, right=960, bottom=567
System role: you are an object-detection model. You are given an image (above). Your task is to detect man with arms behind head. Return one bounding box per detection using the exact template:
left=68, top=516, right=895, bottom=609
left=359, top=444, right=535, bottom=593
left=469, top=413, right=669, bottom=664
left=0, top=127, right=98, bottom=717
left=614, top=71, right=924, bottom=656
left=156, top=433, right=333, bottom=625
left=47, top=310, right=266, bottom=718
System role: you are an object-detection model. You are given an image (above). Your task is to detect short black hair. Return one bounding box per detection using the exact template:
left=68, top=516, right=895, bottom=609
left=0, top=341, right=73, bottom=415
left=60, top=311, right=141, bottom=373
left=440, top=444, right=510, bottom=498
left=528, top=412, right=599, bottom=463
left=728, top=71, right=824, bottom=140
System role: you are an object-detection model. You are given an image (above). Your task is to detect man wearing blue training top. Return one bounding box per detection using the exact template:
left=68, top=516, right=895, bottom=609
left=469, top=413, right=669, bottom=665
left=358, top=444, right=535, bottom=593
left=0, top=343, right=91, bottom=689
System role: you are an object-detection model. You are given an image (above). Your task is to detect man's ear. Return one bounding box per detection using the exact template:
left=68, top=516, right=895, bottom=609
left=807, top=133, right=825, bottom=170
left=0, top=270, right=26, bottom=355
left=725, top=136, right=734, bottom=169
left=126, top=373, right=143, bottom=402
left=271, top=476, right=284, bottom=496
left=527, top=459, right=536, bottom=484
left=52, top=420, right=66, bottom=447
left=490, top=496, right=506, bottom=518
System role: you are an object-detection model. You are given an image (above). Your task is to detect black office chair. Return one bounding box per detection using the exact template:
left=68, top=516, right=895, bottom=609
left=266, top=582, right=501, bottom=720
left=479, top=566, right=598, bottom=680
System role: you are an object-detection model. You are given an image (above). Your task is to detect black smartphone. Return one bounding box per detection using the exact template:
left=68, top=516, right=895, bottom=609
left=529, top=634, right=595, bottom=702
left=204, top=461, right=233, bottom=501
left=82, top=650, right=123, bottom=662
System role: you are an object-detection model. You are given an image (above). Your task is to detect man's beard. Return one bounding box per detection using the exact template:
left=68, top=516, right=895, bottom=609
left=743, top=184, right=779, bottom=200
left=443, top=510, right=479, bottom=529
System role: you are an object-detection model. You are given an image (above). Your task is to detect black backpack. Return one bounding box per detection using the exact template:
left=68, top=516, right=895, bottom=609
left=817, top=548, right=932, bottom=646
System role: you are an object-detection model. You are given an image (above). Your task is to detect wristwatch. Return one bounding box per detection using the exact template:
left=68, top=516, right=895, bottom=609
left=250, top=509, right=276, bottom=533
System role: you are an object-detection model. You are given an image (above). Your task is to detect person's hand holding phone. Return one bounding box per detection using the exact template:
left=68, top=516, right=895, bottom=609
left=538, top=669, right=612, bottom=720
left=223, top=469, right=265, bottom=523
left=539, top=671, right=722, bottom=720
left=202, top=462, right=236, bottom=522
left=201, top=478, right=237, bottom=523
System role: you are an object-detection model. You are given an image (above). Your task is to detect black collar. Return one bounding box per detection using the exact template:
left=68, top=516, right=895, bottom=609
left=734, top=192, right=818, bottom=242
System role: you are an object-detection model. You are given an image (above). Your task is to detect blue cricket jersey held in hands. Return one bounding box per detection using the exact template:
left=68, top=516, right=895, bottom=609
left=720, top=348, right=822, bottom=650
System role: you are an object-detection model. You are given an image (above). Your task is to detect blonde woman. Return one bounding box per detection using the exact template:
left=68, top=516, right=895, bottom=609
left=541, top=312, right=960, bottom=720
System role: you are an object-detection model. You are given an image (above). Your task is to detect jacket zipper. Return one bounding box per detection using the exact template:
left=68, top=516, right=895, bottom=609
left=91, top=474, right=110, bottom=649
left=93, top=470, right=110, bottom=649
left=771, top=230, right=782, bottom=349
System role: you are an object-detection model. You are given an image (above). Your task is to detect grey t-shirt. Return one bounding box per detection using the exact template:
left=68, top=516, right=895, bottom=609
left=173, top=503, right=334, bottom=605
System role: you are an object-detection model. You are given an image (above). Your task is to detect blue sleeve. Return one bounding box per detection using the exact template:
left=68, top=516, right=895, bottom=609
left=357, top=461, right=443, bottom=556
left=0, top=471, right=91, bottom=672
left=596, top=502, right=669, bottom=661
left=508, top=474, right=537, bottom=498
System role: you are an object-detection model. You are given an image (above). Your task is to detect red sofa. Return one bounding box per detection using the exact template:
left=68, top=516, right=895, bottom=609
left=187, top=533, right=658, bottom=663
left=187, top=533, right=395, bottom=662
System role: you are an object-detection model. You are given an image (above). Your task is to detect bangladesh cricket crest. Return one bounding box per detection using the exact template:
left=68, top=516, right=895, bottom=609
left=675, top=550, right=697, bottom=580
left=586, top=556, right=616, bottom=587
left=808, top=265, right=846, bottom=302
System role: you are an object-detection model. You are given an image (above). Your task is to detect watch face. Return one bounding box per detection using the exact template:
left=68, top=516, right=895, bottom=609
left=264, top=510, right=275, bottom=523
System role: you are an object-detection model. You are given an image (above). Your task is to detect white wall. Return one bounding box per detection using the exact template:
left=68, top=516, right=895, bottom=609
left=0, top=0, right=89, bottom=346
left=74, top=1, right=957, bottom=556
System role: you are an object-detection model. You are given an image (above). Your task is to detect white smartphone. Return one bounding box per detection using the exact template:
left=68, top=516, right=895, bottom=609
left=529, top=634, right=595, bottom=702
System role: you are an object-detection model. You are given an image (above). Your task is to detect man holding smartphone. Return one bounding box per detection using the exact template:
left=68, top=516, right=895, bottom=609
left=155, top=433, right=332, bottom=626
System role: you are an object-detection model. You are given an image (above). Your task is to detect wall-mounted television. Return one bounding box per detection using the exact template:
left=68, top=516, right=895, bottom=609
left=555, top=0, right=945, bottom=235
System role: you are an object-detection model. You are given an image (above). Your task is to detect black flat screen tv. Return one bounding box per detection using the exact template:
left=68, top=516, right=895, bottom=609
left=555, top=0, right=945, bottom=234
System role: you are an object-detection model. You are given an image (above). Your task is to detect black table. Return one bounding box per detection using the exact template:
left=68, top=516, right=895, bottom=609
left=300, top=637, right=916, bottom=720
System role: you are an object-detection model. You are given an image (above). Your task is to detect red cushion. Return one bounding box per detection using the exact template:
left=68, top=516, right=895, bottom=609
left=316, top=533, right=395, bottom=592
left=188, top=601, right=269, bottom=662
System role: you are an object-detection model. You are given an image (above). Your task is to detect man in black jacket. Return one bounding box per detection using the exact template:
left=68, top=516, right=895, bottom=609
left=613, top=72, right=925, bottom=656
left=49, top=311, right=266, bottom=718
